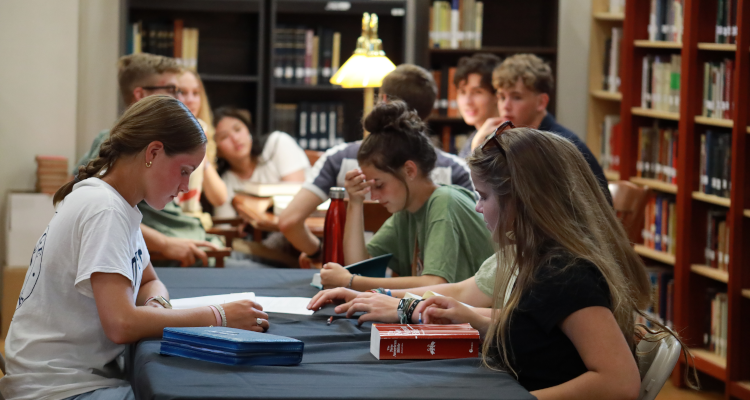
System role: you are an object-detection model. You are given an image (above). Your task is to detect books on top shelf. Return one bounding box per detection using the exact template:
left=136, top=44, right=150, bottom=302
left=647, top=0, right=683, bottom=42
left=704, top=289, right=728, bottom=359
left=429, top=0, right=484, bottom=49
left=599, top=115, right=622, bottom=172
left=274, top=26, right=341, bottom=86
left=127, top=21, right=199, bottom=70
left=641, top=55, right=681, bottom=113
left=602, top=27, right=623, bottom=93
left=636, top=125, right=678, bottom=184
left=715, top=0, right=738, bottom=44
left=699, top=130, right=732, bottom=198
left=641, top=194, right=677, bottom=255
left=637, top=266, right=674, bottom=329
left=273, top=102, right=345, bottom=151
left=36, top=155, right=69, bottom=195
left=370, top=323, right=480, bottom=360
left=431, top=67, right=459, bottom=117
left=705, top=209, right=730, bottom=271
left=701, top=60, right=734, bottom=120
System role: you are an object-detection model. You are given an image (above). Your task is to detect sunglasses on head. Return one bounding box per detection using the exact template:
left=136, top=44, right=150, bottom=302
left=480, top=121, right=515, bottom=154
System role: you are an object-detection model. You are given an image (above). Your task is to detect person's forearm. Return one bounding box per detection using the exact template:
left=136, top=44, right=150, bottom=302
left=343, top=201, right=368, bottom=264
left=108, top=306, right=216, bottom=344
left=391, top=282, right=465, bottom=299
left=136, top=280, right=169, bottom=306
left=282, top=221, right=320, bottom=255
left=141, top=224, right=168, bottom=252
left=531, top=371, right=638, bottom=400
left=202, top=163, right=228, bottom=206
left=351, top=275, right=447, bottom=291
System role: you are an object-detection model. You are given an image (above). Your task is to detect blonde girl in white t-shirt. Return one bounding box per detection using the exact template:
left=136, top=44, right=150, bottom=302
left=211, top=106, right=310, bottom=220
left=0, top=96, right=269, bottom=400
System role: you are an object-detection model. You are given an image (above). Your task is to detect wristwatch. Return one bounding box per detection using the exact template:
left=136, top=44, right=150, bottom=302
left=146, top=296, right=172, bottom=309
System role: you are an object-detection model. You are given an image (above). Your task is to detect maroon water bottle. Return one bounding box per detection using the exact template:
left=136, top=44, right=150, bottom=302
left=323, top=187, right=347, bottom=265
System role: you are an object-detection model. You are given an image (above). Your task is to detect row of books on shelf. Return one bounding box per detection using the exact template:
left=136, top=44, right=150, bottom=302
left=641, top=55, right=681, bottom=113
left=715, top=0, right=739, bottom=44
left=273, top=26, right=341, bottom=86
left=127, top=21, right=199, bottom=71
left=273, top=102, right=345, bottom=151
left=647, top=0, right=683, bottom=43
left=699, top=130, right=732, bottom=198
left=599, top=115, right=621, bottom=172
left=701, top=60, right=734, bottom=120
left=636, top=125, right=678, bottom=184
left=431, top=67, right=458, bottom=117
left=704, top=290, right=728, bottom=359
left=636, top=267, right=674, bottom=329
left=641, top=195, right=677, bottom=255
left=601, top=27, right=622, bottom=93
left=705, top=209, right=730, bottom=271
left=429, top=0, right=484, bottom=49
left=427, top=130, right=470, bottom=154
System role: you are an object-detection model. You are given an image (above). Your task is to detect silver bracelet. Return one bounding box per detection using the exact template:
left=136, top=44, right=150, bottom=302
left=214, top=304, right=227, bottom=327
left=347, top=274, right=356, bottom=289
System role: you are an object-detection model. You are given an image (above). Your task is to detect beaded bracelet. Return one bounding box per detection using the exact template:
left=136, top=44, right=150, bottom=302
left=398, top=298, right=415, bottom=324
left=213, top=304, right=227, bottom=327
left=405, top=299, right=422, bottom=324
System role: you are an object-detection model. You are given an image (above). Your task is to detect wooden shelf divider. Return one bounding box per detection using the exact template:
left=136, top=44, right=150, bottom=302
left=690, top=265, right=729, bottom=283
left=605, top=170, right=620, bottom=181
left=743, top=209, right=750, bottom=218
left=629, top=177, right=678, bottom=193
left=633, top=244, right=676, bottom=265
left=729, top=381, right=750, bottom=400
left=697, top=42, right=738, bottom=51
left=590, top=90, right=623, bottom=101
left=695, top=115, right=734, bottom=128
left=631, top=107, right=680, bottom=120
left=692, top=192, right=731, bottom=207
left=633, top=40, right=683, bottom=48
left=743, top=289, right=750, bottom=300
left=593, top=12, right=625, bottom=21
left=689, top=348, right=727, bottom=381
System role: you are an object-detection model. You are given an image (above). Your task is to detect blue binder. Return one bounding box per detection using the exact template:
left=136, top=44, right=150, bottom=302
left=160, top=327, right=304, bottom=366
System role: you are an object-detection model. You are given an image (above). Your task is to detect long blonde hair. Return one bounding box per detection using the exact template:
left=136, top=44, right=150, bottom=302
left=468, top=127, right=651, bottom=372
left=54, top=96, right=206, bottom=205
left=181, top=70, right=216, bottom=165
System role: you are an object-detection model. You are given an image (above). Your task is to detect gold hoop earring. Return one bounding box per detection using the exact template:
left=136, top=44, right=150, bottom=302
left=146, top=161, right=152, bottom=168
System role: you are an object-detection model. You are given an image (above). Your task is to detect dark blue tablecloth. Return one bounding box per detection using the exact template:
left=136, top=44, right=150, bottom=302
left=129, top=268, right=534, bottom=400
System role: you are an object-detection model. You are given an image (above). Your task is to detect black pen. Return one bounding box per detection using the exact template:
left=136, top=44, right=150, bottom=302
left=327, top=316, right=334, bottom=325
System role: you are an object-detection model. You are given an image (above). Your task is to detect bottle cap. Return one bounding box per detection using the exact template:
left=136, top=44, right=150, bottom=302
left=329, top=187, right=346, bottom=199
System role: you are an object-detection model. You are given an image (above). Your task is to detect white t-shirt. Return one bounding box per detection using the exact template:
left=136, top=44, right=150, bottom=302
left=1, top=178, right=149, bottom=400
left=214, top=131, right=310, bottom=219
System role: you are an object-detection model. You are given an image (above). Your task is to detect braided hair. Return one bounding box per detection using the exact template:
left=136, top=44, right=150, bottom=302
left=54, top=95, right=206, bottom=205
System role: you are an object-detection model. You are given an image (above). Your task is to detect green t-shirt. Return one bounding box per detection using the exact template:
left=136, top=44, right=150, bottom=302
left=366, top=185, right=494, bottom=283
left=75, top=129, right=218, bottom=245
left=473, top=251, right=517, bottom=306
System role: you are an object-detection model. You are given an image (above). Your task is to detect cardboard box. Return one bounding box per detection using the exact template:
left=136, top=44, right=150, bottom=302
left=2, top=266, right=28, bottom=338
left=5, top=193, right=55, bottom=267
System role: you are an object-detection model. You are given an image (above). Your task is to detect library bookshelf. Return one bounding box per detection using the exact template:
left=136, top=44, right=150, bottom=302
left=591, top=0, right=750, bottom=395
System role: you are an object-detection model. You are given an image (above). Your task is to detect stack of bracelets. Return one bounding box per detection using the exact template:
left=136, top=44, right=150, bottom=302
left=397, top=298, right=423, bottom=324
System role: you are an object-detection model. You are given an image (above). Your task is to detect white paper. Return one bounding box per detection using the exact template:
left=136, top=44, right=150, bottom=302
left=171, top=292, right=256, bottom=309
left=255, top=296, right=314, bottom=315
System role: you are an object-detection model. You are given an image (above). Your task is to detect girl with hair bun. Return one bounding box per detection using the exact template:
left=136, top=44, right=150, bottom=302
left=319, top=100, right=494, bottom=291
left=1, top=96, right=269, bottom=400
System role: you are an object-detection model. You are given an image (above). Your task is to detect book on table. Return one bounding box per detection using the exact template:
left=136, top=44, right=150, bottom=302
left=370, top=323, right=480, bottom=360
left=160, top=327, right=304, bottom=366
left=310, top=254, right=392, bottom=289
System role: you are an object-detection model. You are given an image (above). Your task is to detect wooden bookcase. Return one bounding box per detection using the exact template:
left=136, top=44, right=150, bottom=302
left=414, top=0, right=560, bottom=154
left=595, top=0, right=750, bottom=396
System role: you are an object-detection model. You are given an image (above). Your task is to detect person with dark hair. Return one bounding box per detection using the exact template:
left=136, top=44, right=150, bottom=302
left=278, top=64, right=474, bottom=268
left=211, top=106, right=309, bottom=220
left=318, top=100, right=493, bottom=290
left=1, top=96, right=269, bottom=400
left=453, top=53, right=503, bottom=159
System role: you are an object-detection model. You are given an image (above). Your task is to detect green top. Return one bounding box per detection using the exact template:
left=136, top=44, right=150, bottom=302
left=366, top=185, right=493, bottom=283
left=75, top=129, right=218, bottom=245
left=474, top=254, right=498, bottom=298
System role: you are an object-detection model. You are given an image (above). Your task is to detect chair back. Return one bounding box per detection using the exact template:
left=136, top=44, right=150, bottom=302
left=305, top=150, right=324, bottom=166
left=636, top=333, right=681, bottom=400
left=609, top=181, right=650, bottom=244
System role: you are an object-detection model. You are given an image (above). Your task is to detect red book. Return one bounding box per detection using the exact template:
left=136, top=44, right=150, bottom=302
left=370, top=323, right=480, bottom=360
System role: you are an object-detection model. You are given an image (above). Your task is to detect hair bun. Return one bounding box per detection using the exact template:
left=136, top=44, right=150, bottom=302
left=363, top=100, right=424, bottom=135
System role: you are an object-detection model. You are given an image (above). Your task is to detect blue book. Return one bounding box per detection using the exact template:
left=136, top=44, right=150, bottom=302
left=163, top=327, right=303, bottom=353
left=310, top=254, right=392, bottom=289
left=160, top=341, right=303, bottom=366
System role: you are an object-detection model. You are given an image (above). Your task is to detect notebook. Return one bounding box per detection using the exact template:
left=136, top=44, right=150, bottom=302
left=160, top=327, right=304, bottom=366
left=310, top=254, right=393, bottom=289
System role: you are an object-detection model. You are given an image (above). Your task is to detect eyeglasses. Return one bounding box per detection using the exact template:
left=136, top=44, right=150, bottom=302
left=141, top=85, right=183, bottom=97
left=480, top=120, right=515, bottom=153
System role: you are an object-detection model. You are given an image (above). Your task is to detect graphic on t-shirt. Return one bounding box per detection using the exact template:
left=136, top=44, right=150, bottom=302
left=18, top=227, right=48, bottom=309
left=131, top=249, right=143, bottom=289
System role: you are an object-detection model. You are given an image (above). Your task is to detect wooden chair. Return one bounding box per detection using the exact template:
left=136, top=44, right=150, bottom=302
left=149, top=217, right=242, bottom=268
left=609, top=181, right=650, bottom=244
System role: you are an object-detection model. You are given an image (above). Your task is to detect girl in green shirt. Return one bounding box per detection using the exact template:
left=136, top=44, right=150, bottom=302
left=319, top=100, right=494, bottom=290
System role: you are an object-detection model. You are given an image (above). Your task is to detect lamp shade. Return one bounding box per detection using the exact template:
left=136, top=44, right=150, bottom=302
left=329, top=54, right=396, bottom=88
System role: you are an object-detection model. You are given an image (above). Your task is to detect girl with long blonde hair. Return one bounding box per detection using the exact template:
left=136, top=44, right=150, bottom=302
left=420, top=125, right=686, bottom=398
